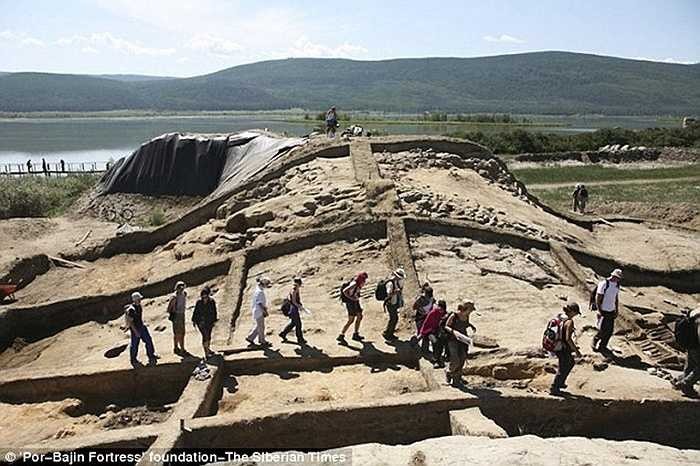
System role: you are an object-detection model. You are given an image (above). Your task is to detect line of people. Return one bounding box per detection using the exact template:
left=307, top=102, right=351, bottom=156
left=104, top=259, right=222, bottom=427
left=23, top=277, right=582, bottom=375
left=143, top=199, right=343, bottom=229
left=122, top=265, right=699, bottom=399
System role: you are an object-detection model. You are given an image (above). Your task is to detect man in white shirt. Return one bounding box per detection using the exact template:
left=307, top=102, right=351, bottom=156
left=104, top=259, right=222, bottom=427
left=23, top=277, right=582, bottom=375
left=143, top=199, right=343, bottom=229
left=382, top=268, right=406, bottom=341
left=592, top=268, right=622, bottom=353
left=246, top=277, right=272, bottom=347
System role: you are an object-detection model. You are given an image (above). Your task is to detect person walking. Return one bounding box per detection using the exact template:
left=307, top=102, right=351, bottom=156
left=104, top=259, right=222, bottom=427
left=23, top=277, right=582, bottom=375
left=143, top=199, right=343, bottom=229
left=42, top=158, right=49, bottom=177
left=167, top=281, right=188, bottom=355
left=550, top=302, right=582, bottom=395
left=60, top=159, right=66, bottom=173
left=337, top=272, right=368, bottom=344
left=325, top=106, right=338, bottom=138
left=279, top=277, right=307, bottom=345
left=444, top=301, right=477, bottom=387
left=412, top=283, right=435, bottom=345
left=578, top=184, right=589, bottom=213
left=192, top=286, right=217, bottom=358
left=246, top=277, right=272, bottom=347
left=418, top=299, right=448, bottom=367
left=125, top=292, right=158, bottom=367
left=672, top=307, right=700, bottom=397
left=26, top=160, right=32, bottom=173
left=592, top=268, right=622, bottom=354
left=383, top=268, right=406, bottom=341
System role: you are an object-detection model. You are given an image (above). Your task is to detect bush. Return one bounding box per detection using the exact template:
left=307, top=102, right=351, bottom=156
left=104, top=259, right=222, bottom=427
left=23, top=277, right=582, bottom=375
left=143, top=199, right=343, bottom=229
left=149, top=209, right=166, bottom=226
left=448, top=125, right=700, bottom=154
left=0, top=174, right=98, bottom=219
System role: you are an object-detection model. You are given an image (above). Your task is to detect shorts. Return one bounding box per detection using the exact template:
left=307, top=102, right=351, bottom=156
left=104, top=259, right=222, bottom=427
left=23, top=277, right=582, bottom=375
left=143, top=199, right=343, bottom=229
left=172, top=314, right=185, bottom=335
left=345, top=300, right=362, bottom=317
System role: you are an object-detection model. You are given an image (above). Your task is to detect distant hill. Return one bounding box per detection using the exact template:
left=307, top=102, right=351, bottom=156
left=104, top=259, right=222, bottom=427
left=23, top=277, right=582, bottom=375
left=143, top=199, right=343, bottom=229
left=1, top=52, right=698, bottom=115
left=98, top=74, right=176, bottom=82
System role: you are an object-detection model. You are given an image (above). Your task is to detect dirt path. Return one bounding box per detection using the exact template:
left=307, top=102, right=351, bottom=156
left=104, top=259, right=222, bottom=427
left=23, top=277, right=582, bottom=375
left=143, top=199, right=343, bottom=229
left=528, top=175, right=700, bottom=189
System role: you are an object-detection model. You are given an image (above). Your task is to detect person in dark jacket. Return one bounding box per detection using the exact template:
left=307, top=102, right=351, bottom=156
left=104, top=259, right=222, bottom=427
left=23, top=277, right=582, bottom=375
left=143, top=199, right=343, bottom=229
left=279, top=277, right=307, bottom=345
left=192, top=286, right=217, bottom=358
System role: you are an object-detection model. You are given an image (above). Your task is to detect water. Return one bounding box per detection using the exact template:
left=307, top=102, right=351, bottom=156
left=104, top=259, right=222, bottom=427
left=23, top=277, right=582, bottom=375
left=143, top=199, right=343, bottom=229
left=0, top=115, right=679, bottom=165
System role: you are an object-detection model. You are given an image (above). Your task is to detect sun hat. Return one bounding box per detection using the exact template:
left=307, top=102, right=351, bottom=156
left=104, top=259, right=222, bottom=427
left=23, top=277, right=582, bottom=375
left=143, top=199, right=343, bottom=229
left=293, top=277, right=303, bottom=285
left=175, top=281, right=186, bottom=291
left=394, top=268, right=406, bottom=279
left=257, top=277, right=272, bottom=287
left=610, top=269, right=623, bottom=279
left=459, top=301, right=476, bottom=313
left=565, top=302, right=581, bottom=314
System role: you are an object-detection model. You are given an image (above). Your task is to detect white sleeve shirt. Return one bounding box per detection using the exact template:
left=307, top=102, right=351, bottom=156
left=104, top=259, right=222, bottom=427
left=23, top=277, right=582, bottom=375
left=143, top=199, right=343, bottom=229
left=596, top=279, right=619, bottom=312
left=251, top=286, right=267, bottom=319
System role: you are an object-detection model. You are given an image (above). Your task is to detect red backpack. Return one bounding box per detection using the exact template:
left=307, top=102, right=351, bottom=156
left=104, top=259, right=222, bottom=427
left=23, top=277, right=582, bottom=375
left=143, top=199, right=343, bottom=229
left=542, top=316, right=565, bottom=352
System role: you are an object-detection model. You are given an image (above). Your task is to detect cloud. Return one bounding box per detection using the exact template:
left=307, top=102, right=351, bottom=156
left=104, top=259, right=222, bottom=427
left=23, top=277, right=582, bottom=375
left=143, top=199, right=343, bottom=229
left=176, top=57, right=189, bottom=64
left=0, top=30, right=45, bottom=47
left=55, top=32, right=175, bottom=56
left=483, top=34, right=525, bottom=44
left=286, top=36, right=368, bottom=58
left=185, top=34, right=243, bottom=59
left=81, top=46, right=99, bottom=54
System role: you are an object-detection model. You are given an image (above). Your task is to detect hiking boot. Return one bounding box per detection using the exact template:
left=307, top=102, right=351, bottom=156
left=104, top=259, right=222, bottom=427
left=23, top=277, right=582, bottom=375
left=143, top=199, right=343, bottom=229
left=337, top=334, right=347, bottom=344
left=260, top=341, right=272, bottom=348
left=382, top=332, right=397, bottom=341
left=298, top=338, right=307, bottom=346
left=279, top=333, right=288, bottom=342
left=245, top=338, right=256, bottom=347
left=352, top=333, right=364, bottom=342
left=549, top=387, right=564, bottom=396
left=130, top=359, right=142, bottom=368
left=451, top=378, right=464, bottom=388
left=147, top=358, right=157, bottom=366
left=679, top=384, right=699, bottom=398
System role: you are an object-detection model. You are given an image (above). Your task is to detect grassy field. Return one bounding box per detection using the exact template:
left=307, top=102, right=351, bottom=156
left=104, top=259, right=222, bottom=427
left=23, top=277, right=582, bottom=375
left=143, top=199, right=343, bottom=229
left=511, top=164, right=700, bottom=185
left=531, top=179, right=700, bottom=211
left=0, top=174, right=99, bottom=219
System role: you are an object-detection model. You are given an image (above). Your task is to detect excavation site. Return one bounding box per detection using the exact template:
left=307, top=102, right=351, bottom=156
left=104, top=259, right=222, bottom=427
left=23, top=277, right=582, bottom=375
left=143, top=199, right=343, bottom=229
left=1, top=131, right=699, bottom=464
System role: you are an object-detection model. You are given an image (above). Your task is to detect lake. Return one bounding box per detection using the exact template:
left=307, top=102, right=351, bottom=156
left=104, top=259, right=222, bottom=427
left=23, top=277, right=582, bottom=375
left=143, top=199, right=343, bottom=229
left=0, top=114, right=680, bottom=165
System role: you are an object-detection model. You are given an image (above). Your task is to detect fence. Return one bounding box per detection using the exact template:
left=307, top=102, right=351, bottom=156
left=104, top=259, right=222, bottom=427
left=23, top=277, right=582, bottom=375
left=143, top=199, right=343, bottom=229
left=0, top=161, right=111, bottom=177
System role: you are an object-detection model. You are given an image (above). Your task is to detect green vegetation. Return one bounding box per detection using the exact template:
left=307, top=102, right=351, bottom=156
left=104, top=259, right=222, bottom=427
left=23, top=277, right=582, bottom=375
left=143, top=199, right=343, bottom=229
left=450, top=126, right=700, bottom=154
left=0, top=174, right=99, bottom=219
left=1, top=52, right=699, bottom=114
left=149, top=209, right=166, bottom=227
left=531, top=179, right=700, bottom=211
left=511, top=164, right=700, bottom=185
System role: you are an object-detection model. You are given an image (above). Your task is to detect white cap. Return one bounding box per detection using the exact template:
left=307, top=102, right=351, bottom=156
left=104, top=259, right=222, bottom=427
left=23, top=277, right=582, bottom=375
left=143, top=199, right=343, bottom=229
left=610, top=269, right=623, bottom=279
left=394, top=268, right=406, bottom=279
left=131, top=291, right=143, bottom=300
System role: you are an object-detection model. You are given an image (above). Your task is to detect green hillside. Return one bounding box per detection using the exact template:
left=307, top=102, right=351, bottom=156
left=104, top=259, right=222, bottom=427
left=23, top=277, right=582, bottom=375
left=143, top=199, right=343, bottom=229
left=1, top=52, right=698, bottom=114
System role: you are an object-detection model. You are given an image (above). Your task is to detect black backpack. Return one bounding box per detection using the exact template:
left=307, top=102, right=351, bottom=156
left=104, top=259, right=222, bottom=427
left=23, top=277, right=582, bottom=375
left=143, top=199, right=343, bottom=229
left=340, top=281, right=353, bottom=304
left=674, top=311, right=699, bottom=350
left=375, top=279, right=389, bottom=301
left=589, top=279, right=610, bottom=311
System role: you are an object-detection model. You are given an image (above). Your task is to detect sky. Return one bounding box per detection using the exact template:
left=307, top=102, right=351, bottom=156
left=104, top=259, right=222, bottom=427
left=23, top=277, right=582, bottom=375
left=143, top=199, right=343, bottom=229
left=1, top=0, right=698, bottom=77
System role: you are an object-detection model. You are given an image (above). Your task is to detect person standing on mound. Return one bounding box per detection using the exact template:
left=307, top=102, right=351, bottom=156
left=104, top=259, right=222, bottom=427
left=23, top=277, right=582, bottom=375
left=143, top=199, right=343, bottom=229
left=247, top=277, right=272, bottom=348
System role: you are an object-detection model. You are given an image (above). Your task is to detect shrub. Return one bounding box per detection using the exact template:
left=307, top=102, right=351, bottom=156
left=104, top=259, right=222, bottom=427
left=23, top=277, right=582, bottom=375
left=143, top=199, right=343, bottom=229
left=0, top=174, right=98, bottom=219
left=149, top=209, right=166, bottom=226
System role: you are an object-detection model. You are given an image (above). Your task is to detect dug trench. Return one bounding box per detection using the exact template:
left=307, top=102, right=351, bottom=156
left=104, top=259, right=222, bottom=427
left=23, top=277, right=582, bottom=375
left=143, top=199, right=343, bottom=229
left=178, top=366, right=700, bottom=452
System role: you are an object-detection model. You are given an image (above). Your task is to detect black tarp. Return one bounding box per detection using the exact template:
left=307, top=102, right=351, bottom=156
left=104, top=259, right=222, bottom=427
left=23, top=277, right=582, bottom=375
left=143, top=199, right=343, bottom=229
left=99, top=131, right=303, bottom=198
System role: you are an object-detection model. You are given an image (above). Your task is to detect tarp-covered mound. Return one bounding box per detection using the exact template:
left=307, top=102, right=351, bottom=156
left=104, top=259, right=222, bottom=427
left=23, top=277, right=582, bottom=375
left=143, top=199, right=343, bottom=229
left=98, top=131, right=304, bottom=198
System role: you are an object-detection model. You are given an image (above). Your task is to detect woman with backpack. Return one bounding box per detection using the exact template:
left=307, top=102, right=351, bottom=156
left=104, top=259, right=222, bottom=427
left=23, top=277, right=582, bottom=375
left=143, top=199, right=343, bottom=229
left=444, top=301, right=478, bottom=387
left=418, top=299, right=447, bottom=368
left=279, top=277, right=307, bottom=345
left=192, top=286, right=217, bottom=358
left=337, top=272, right=368, bottom=344
left=550, top=302, right=582, bottom=395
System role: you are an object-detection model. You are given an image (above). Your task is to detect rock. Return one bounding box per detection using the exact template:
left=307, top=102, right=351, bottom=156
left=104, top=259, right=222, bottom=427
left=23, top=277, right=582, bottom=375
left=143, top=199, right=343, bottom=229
left=315, top=193, right=335, bottom=206
left=492, top=366, right=509, bottom=380
left=215, top=204, right=229, bottom=220
left=246, top=210, right=274, bottom=228
left=225, top=212, right=247, bottom=234
left=302, top=200, right=318, bottom=212
left=105, top=404, right=119, bottom=413
left=450, top=407, right=508, bottom=439
left=593, top=362, right=609, bottom=372
left=153, top=324, right=167, bottom=332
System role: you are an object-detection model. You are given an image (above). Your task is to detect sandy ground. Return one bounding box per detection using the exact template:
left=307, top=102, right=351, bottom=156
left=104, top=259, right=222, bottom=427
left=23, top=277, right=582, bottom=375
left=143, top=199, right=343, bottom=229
left=0, top=279, right=225, bottom=371
left=229, top=238, right=406, bottom=357
left=411, top=235, right=590, bottom=352
left=9, top=243, right=220, bottom=306
left=219, top=364, right=428, bottom=419
left=0, top=399, right=171, bottom=448
left=590, top=222, right=700, bottom=270
left=0, top=216, right=117, bottom=276
left=395, top=167, right=592, bottom=245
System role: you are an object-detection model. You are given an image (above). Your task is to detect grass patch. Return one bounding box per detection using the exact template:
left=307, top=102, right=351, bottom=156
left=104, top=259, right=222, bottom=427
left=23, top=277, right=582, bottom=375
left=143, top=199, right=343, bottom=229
left=149, top=209, right=166, bottom=227
left=531, top=179, right=700, bottom=211
left=511, top=164, right=700, bottom=185
left=0, top=174, right=99, bottom=219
